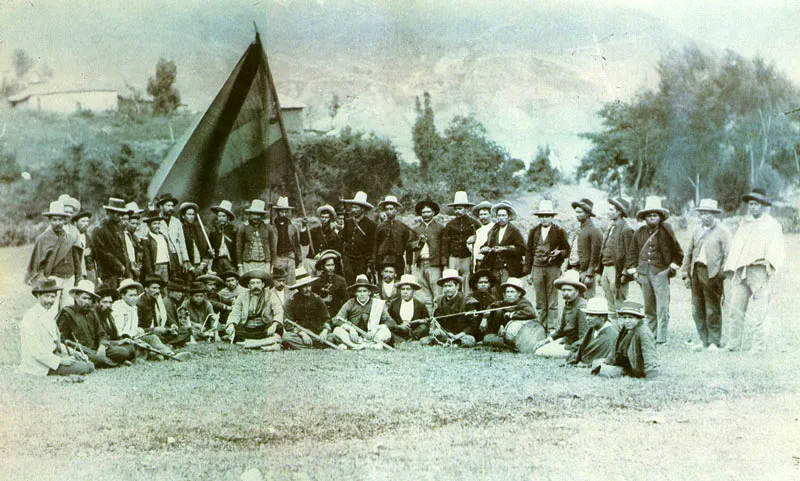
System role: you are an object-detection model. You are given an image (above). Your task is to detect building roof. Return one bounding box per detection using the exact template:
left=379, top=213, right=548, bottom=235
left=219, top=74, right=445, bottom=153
left=8, top=80, right=119, bottom=103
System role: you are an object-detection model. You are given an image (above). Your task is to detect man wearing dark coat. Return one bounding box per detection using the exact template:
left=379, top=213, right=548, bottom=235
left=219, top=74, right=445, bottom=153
left=140, top=210, right=179, bottom=282
left=481, top=277, right=540, bottom=350
left=411, top=198, right=445, bottom=307
left=373, top=195, right=417, bottom=275
left=600, top=198, right=635, bottom=323
left=92, top=197, right=133, bottom=288
left=209, top=200, right=238, bottom=274
left=569, top=198, right=603, bottom=298
left=300, top=204, right=343, bottom=264
left=386, top=275, right=431, bottom=342
left=423, top=269, right=476, bottom=347
left=593, top=301, right=660, bottom=379
left=481, top=202, right=525, bottom=292
left=341, top=191, right=377, bottom=284
left=313, top=250, right=349, bottom=318
left=441, top=191, right=481, bottom=291
left=281, top=268, right=333, bottom=349
left=567, top=297, right=620, bottom=367
left=138, top=276, right=192, bottom=346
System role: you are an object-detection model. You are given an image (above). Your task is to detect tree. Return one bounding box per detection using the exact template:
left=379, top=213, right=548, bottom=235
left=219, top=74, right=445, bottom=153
left=12, top=49, right=33, bottom=81
left=146, top=58, right=181, bottom=116
left=328, top=93, right=341, bottom=130
left=526, top=145, right=562, bottom=189
left=412, top=92, right=443, bottom=181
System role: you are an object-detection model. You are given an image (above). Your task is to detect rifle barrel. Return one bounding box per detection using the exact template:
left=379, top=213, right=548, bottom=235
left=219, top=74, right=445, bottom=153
left=284, top=320, right=342, bottom=350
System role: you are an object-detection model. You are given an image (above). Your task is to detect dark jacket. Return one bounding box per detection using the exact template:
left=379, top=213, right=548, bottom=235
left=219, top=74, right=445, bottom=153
left=272, top=218, right=302, bottom=261
left=574, top=219, right=603, bottom=276
left=606, top=321, right=660, bottom=378
left=374, top=219, right=416, bottom=268
left=284, top=292, right=330, bottom=333
left=571, top=322, right=619, bottom=365
left=442, top=215, right=481, bottom=260
left=412, top=219, right=445, bottom=267
left=301, top=223, right=343, bottom=259
left=92, top=217, right=131, bottom=280
left=601, top=218, right=635, bottom=284
left=387, top=297, right=430, bottom=340
left=484, top=222, right=525, bottom=277
left=57, top=306, right=109, bottom=350
left=209, top=223, right=238, bottom=266
left=434, top=292, right=474, bottom=336
left=626, top=222, right=683, bottom=274
left=486, top=297, right=537, bottom=334
left=236, top=222, right=277, bottom=265
left=313, top=271, right=348, bottom=317
left=551, top=297, right=588, bottom=346
left=140, top=233, right=179, bottom=280
left=343, top=216, right=376, bottom=261
left=525, top=223, right=570, bottom=273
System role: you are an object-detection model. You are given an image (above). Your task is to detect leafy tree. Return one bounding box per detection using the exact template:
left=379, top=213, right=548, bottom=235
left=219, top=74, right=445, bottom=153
left=526, top=145, right=562, bottom=189
left=412, top=92, right=443, bottom=181
left=146, top=58, right=181, bottom=116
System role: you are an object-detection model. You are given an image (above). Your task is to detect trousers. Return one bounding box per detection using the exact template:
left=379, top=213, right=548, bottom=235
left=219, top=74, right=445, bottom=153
left=690, top=264, right=723, bottom=347
left=601, top=265, right=628, bottom=322
left=726, top=264, right=771, bottom=352
left=638, top=267, right=671, bottom=343
left=532, top=265, right=561, bottom=332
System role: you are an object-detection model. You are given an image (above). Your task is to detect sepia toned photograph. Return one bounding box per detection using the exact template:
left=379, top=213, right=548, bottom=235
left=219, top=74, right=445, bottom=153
left=1, top=0, right=799, bottom=479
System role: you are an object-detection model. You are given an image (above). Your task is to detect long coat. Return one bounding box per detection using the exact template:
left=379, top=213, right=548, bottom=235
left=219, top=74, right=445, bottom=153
left=387, top=297, right=431, bottom=340
left=483, top=222, right=525, bottom=277
left=93, top=218, right=132, bottom=281
left=25, top=226, right=80, bottom=284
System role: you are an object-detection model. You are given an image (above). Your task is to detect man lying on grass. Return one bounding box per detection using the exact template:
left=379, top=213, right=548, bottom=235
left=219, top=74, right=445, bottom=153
left=592, top=301, right=660, bottom=379
left=566, top=297, right=619, bottom=367
left=481, top=277, right=543, bottom=352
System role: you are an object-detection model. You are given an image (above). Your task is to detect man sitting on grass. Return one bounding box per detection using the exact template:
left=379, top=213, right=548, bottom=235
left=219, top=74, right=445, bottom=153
left=20, top=278, right=94, bottom=377
left=138, top=276, right=192, bottom=347
left=592, top=301, right=660, bottom=379
left=282, top=267, right=334, bottom=349
left=225, top=270, right=282, bottom=347
left=481, top=277, right=542, bottom=352
left=386, top=274, right=431, bottom=343
left=332, top=274, right=393, bottom=349
left=534, top=270, right=588, bottom=358
left=422, top=269, right=476, bottom=347
left=566, top=297, right=619, bottom=367
left=93, top=283, right=137, bottom=364
left=180, top=281, right=220, bottom=340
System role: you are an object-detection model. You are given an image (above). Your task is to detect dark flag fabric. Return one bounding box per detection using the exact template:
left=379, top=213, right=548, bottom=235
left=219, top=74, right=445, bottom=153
left=148, top=33, right=293, bottom=207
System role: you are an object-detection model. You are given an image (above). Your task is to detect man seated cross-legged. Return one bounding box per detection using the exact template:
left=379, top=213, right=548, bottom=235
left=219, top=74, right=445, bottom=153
left=225, top=270, right=282, bottom=349
left=332, top=274, right=393, bottom=349
left=281, top=267, right=336, bottom=349
left=481, top=277, right=543, bottom=352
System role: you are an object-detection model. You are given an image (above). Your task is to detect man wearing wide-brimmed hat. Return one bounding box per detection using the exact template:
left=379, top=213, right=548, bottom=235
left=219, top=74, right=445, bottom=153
left=226, top=270, right=282, bottom=343
left=386, top=274, right=431, bottom=342
left=93, top=283, right=137, bottom=364
left=236, top=199, right=277, bottom=277
left=524, top=199, right=571, bottom=332
left=468, top=200, right=495, bottom=270
left=209, top=200, right=238, bottom=274
left=121, top=202, right=146, bottom=281
left=300, top=204, right=343, bottom=270
left=19, top=278, right=95, bottom=376
left=568, top=198, right=603, bottom=298
left=599, top=197, right=635, bottom=322
left=442, top=191, right=481, bottom=292
left=680, top=198, right=731, bottom=351
left=25, top=200, right=81, bottom=309
left=566, top=297, right=619, bottom=367
left=481, top=201, right=525, bottom=292
left=179, top=281, right=220, bottom=341
left=423, top=269, right=477, bottom=347
left=216, top=271, right=246, bottom=324
left=178, top=201, right=212, bottom=280
left=410, top=197, right=445, bottom=307
left=138, top=276, right=193, bottom=346
left=592, top=301, right=660, bottom=379
left=374, top=195, right=417, bottom=275
left=482, top=277, right=541, bottom=352
left=723, top=188, right=785, bottom=353
left=332, top=274, right=393, bottom=348
left=93, top=197, right=134, bottom=288
left=340, top=191, right=377, bottom=284
left=140, top=210, right=178, bottom=283
left=271, top=196, right=303, bottom=287
left=282, top=267, right=334, bottom=349
left=534, top=270, right=589, bottom=358
left=625, top=196, right=683, bottom=344
left=70, top=207, right=94, bottom=282
left=155, top=193, right=191, bottom=272
left=313, top=250, right=348, bottom=316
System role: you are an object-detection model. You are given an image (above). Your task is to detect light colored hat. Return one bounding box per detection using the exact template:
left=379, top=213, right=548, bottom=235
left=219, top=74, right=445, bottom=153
left=103, top=197, right=128, bottom=213
left=211, top=200, right=235, bottom=219
left=315, top=204, right=337, bottom=220
left=471, top=200, right=493, bottom=217
left=742, top=188, right=772, bottom=206
left=348, top=274, right=377, bottom=292
left=125, top=202, right=145, bottom=217
left=340, top=191, right=374, bottom=210
left=609, top=198, right=631, bottom=218
left=447, top=191, right=474, bottom=208
left=273, top=196, right=294, bottom=210
left=377, top=195, right=403, bottom=211
left=581, top=297, right=610, bottom=315
left=244, top=199, right=268, bottom=214
left=68, top=279, right=99, bottom=300
left=289, top=266, right=318, bottom=290
left=500, top=277, right=526, bottom=295
left=491, top=201, right=517, bottom=219
left=396, top=274, right=422, bottom=290
left=636, top=196, right=670, bottom=221
left=534, top=200, right=557, bottom=216
left=314, top=249, right=342, bottom=270
left=117, top=278, right=144, bottom=294
left=58, top=194, right=80, bottom=213
left=553, top=269, right=586, bottom=292
left=436, top=268, right=464, bottom=286
left=617, top=300, right=646, bottom=318
left=695, top=198, right=722, bottom=214
left=571, top=198, right=595, bottom=217
left=42, top=201, right=71, bottom=218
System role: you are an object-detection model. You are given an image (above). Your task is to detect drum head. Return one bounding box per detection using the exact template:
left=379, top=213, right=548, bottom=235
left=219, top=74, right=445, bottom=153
left=513, top=321, right=546, bottom=353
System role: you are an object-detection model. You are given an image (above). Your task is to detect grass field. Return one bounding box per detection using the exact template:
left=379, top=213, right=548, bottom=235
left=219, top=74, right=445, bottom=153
left=1, top=235, right=800, bottom=480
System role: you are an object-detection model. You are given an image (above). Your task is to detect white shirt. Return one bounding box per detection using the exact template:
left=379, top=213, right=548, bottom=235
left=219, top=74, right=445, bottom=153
left=540, top=225, right=551, bottom=242
left=473, top=222, right=495, bottom=267
left=154, top=295, right=168, bottom=327
left=151, top=232, right=170, bottom=264
left=399, top=298, right=415, bottom=322
left=497, top=225, right=508, bottom=243
left=124, top=232, right=137, bottom=265
left=111, top=299, right=143, bottom=338
left=19, top=303, right=63, bottom=376
left=382, top=281, right=395, bottom=299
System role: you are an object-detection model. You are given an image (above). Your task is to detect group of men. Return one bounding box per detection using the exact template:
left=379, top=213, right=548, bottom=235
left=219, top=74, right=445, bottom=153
left=20, top=186, right=784, bottom=379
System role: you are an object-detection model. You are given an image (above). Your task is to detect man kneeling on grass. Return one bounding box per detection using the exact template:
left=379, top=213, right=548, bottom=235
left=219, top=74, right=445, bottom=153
left=20, top=278, right=94, bottom=377
left=225, top=270, right=282, bottom=349
left=422, top=269, right=476, bottom=347
left=534, top=270, right=588, bottom=358
left=566, top=297, right=619, bottom=367
left=281, top=267, right=334, bottom=349
left=332, top=274, right=393, bottom=349
left=592, top=301, right=660, bottom=379
left=481, top=277, right=543, bottom=352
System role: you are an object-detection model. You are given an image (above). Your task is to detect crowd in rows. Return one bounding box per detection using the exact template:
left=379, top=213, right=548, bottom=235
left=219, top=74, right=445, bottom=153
left=20, top=186, right=784, bottom=380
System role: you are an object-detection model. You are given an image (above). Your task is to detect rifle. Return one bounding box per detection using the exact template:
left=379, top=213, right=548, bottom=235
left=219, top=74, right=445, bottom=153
left=121, top=337, right=184, bottom=361
left=284, top=319, right=346, bottom=350
left=350, top=323, right=395, bottom=351
left=430, top=305, right=516, bottom=321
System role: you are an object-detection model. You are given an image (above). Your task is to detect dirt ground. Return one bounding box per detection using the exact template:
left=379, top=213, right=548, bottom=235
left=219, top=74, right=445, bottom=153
left=1, top=226, right=799, bottom=480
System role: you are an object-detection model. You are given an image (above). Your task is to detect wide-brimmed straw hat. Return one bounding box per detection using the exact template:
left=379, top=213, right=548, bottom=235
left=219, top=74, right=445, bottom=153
left=396, top=274, right=422, bottom=290
left=58, top=194, right=80, bottom=213
left=533, top=200, right=557, bottom=217
left=32, top=278, right=62, bottom=295
left=500, top=277, right=526, bottom=295
left=471, top=200, right=493, bottom=217
left=741, top=188, right=772, bottom=206
left=340, top=191, right=374, bottom=210
left=288, top=266, right=318, bottom=289
left=117, top=278, right=143, bottom=294
left=239, top=270, right=272, bottom=288
left=571, top=198, right=596, bottom=217
left=103, top=197, right=128, bottom=213
left=437, top=268, right=464, bottom=286
left=636, top=196, right=670, bottom=221
left=211, top=200, right=235, bottom=219
left=143, top=210, right=164, bottom=224
left=491, top=201, right=517, bottom=219
left=348, top=274, right=377, bottom=292
left=244, top=199, right=268, bottom=214
left=377, top=195, right=403, bottom=211
left=314, top=249, right=342, bottom=271
left=695, top=198, right=722, bottom=214
left=469, top=269, right=497, bottom=290
left=42, top=201, right=72, bottom=218
left=273, top=196, right=294, bottom=210
left=447, top=191, right=474, bottom=208
left=581, top=297, right=610, bottom=315
left=71, top=210, right=92, bottom=223
left=617, top=300, right=646, bottom=318
left=553, top=270, right=586, bottom=292
left=69, top=279, right=100, bottom=300
left=315, top=204, right=337, bottom=219
left=125, top=202, right=145, bottom=217
left=608, top=198, right=631, bottom=218
left=415, top=198, right=440, bottom=216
